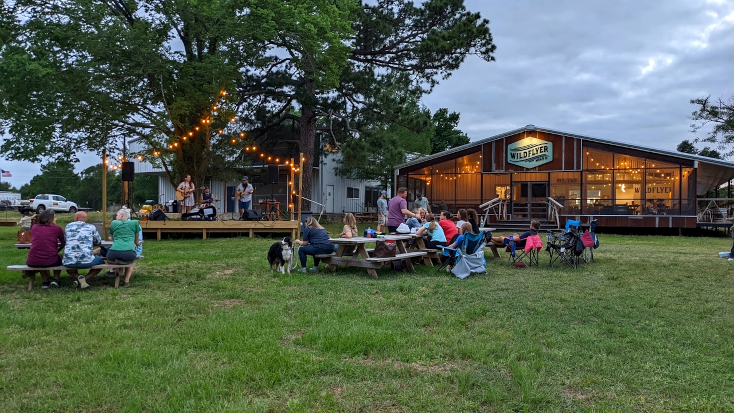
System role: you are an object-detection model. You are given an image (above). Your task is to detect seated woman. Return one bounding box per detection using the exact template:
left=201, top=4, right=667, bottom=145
left=466, top=208, right=480, bottom=234
left=26, top=210, right=65, bottom=289
left=455, top=208, right=468, bottom=230
left=438, top=211, right=459, bottom=244
left=489, top=221, right=541, bottom=247
left=415, top=213, right=447, bottom=250
left=405, top=208, right=424, bottom=230
left=106, top=208, right=142, bottom=287
left=295, top=217, right=335, bottom=273
left=335, top=213, right=358, bottom=253
left=444, top=222, right=473, bottom=250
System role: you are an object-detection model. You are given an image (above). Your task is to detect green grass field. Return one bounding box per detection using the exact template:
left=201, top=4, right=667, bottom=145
left=0, top=212, right=732, bottom=412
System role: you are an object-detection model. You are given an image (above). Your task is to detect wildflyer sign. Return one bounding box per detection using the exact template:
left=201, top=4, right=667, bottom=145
left=507, top=137, right=553, bottom=168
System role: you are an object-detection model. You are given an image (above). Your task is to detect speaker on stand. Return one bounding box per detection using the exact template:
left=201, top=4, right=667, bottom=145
left=121, top=162, right=135, bottom=209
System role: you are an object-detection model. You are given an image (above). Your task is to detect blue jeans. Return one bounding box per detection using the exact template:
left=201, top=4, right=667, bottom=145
left=298, top=245, right=334, bottom=268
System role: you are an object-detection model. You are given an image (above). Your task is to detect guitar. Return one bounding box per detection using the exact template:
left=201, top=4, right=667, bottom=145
left=235, top=186, right=253, bottom=201
left=176, top=187, right=193, bottom=201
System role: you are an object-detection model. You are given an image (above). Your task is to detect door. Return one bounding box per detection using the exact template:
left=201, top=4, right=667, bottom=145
left=512, top=182, right=548, bottom=220
left=326, top=185, right=334, bottom=213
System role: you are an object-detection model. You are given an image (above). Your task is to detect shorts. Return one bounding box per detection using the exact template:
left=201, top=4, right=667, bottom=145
left=106, top=249, right=137, bottom=264
left=378, top=214, right=386, bottom=225
left=65, top=255, right=105, bottom=268
left=239, top=200, right=251, bottom=211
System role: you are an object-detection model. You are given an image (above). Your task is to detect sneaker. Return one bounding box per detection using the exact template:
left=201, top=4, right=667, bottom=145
left=728, top=258, right=733, bottom=262
left=106, top=270, right=117, bottom=277
left=308, top=267, right=319, bottom=272
left=42, top=282, right=51, bottom=289
left=122, top=282, right=130, bottom=287
left=49, top=279, right=59, bottom=288
left=297, top=268, right=307, bottom=273
left=77, top=275, right=90, bottom=289
left=73, top=280, right=79, bottom=288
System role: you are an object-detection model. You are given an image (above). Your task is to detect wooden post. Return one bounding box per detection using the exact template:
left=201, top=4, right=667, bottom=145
left=102, top=151, right=108, bottom=238
left=297, top=152, right=304, bottom=240
left=290, top=157, right=295, bottom=220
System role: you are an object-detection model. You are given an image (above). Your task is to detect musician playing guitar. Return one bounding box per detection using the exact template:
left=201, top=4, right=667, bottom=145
left=176, top=174, right=196, bottom=214
left=235, top=175, right=254, bottom=220
left=200, top=187, right=214, bottom=208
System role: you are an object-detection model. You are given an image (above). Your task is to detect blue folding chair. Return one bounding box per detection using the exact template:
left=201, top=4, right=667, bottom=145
left=443, top=232, right=486, bottom=279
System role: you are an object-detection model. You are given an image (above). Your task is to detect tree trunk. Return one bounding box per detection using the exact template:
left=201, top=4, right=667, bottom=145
left=299, top=105, right=315, bottom=212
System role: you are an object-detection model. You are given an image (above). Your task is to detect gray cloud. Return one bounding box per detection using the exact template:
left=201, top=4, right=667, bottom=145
left=423, top=0, right=734, bottom=152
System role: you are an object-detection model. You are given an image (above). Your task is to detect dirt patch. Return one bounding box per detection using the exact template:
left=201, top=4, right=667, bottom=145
left=280, top=331, right=304, bottom=346
left=209, top=269, right=236, bottom=278
left=346, top=357, right=458, bottom=375
left=563, top=387, right=593, bottom=405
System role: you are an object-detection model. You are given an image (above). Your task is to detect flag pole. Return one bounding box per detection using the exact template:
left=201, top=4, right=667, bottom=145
left=296, top=152, right=304, bottom=240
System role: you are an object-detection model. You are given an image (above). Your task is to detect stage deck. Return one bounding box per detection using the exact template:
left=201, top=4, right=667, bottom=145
left=139, top=220, right=299, bottom=240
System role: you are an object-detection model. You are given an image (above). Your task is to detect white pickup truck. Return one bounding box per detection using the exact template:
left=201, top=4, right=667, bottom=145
left=19, top=194, right=79, bottom=213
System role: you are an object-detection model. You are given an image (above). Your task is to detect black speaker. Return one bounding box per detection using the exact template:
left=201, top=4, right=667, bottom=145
left=267, top=164, right=279, bottom=184
left=121, top=162, right=135, bottom=181
left=150, top=209, right=167, bottom=221
left=243, top=209, right=262, bottom=221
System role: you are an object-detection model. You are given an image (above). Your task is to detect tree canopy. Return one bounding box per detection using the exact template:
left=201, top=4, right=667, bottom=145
left=676, top=139, right=722, bottom=159
left=690, top=95, right=734, bottom=158
left=0, top=0, right=496, bottom=204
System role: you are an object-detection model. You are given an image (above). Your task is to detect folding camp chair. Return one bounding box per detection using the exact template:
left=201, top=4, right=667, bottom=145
left=437, top=246, right=457, bottom=273
left=507, top=234, right=543, bottom=267
left=448, top=232, right=486, bottom=279
left=546, top=230, right=580, bottom=269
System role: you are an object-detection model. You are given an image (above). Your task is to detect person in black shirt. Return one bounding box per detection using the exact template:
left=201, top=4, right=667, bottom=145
left=294, top=217, right=335, bottom=273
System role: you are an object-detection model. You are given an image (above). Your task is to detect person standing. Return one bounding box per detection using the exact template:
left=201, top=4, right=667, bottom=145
left=376, top=190, right=388, bottom=233
left=413, top=191, right=431, bottom=213
left=26, top=210, right=65, bottom=289
left=387, top=187, right=417, bottom=233
left=63, top=211, right=104, bottom=289
left=177, top=174, right=196, bottom=214
left=236, top=176, right=254, bottom=220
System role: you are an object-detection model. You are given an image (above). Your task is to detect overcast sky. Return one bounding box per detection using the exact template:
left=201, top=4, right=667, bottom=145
left=1, top=0, right=733, bottom=188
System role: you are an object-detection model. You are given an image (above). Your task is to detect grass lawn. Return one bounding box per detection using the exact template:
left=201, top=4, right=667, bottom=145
left=0, top=212, right=732, bottom=412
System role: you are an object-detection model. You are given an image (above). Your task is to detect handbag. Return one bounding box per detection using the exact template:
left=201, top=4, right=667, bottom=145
left=17, top=230, right=31, bottom=243
left=373, top=241, right=397, bottom=258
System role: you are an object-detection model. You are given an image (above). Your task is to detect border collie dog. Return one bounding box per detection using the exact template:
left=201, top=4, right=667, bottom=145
left=267, top=237, right=294, bottom=274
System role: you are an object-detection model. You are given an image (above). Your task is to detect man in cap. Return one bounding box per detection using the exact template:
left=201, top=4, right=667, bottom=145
left=413, top=191, right=431, bottom=213
left=63, top=211, right=104, bottom=289
left=236, top=176, right=254, bottom=220
left=376, top=190, right=388, bottom=233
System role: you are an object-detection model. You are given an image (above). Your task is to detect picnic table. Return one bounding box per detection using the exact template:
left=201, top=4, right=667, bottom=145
left=15, top=240, right=113, bottom=249
left=319, top=235, right=426, bottom=279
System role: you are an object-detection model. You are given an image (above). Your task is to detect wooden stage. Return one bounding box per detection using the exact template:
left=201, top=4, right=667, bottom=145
left=139, top=220, right=299, bottom=240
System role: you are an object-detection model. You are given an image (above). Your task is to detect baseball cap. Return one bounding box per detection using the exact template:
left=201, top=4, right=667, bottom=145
left=381, top=190, right=387, bottom=194
left=242, top=176, right=248, bottom=181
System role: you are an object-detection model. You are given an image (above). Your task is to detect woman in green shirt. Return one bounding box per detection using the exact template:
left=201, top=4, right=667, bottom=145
left=107, top=208, right=141, bottom=287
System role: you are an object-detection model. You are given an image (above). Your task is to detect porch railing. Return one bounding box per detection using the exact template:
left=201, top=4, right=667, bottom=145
left=546, top=197, right=563, bottom=229
left=479, top=197, right=508, bottom=226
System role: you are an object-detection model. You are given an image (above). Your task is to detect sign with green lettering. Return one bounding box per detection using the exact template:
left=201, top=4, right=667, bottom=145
left=507, top=137, right=553, bottom=168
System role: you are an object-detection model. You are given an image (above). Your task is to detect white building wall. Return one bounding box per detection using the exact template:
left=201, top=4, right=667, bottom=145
left=316, top=152, right=382, bottom=214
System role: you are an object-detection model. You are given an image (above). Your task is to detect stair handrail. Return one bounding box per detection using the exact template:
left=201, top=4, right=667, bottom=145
left=479, top=197, right=507, bottom=226
left=546, top=197, right=562, bottom=228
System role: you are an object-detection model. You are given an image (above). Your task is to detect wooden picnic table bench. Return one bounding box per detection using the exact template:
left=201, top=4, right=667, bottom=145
left=7, top=262, right=136, bottom=291
left=322, top=235, right=426, bottom=279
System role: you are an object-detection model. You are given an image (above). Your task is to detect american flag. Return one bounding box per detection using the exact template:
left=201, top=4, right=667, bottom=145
left=1, top=169, right=11, bottom=177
